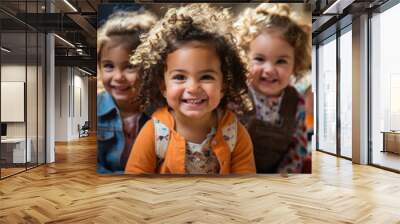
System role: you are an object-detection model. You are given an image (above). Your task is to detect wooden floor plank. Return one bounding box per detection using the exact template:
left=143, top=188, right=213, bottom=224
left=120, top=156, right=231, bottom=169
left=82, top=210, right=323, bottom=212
left=0, top=135, right=399, bottom=223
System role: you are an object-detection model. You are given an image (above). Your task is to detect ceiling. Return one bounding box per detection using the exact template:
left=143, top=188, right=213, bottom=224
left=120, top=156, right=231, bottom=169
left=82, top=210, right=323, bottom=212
left=0, top=0, right=101, bottom=74
left=311, top=0, right=390, bottom=44
left=1, top=0, right=311, bottom=75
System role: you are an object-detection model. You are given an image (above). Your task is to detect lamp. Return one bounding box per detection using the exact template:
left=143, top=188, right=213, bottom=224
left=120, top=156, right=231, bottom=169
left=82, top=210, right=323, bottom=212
left=1, top=47, right=11, bottom=53
left=63, top=0, right=78, bottom=12
left=54, top=34, right=75, bottom=48
left=78, top=67, right=93, bottom=76
left=323, top=0, right=355, bottom=15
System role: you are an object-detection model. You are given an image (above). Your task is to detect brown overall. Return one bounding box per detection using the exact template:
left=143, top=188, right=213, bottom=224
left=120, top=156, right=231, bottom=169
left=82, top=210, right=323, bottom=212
left=241, top=86, right=299, bottom=173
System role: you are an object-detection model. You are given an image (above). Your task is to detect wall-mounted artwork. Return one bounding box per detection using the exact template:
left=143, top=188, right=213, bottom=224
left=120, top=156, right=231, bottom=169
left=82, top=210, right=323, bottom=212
left=97, top=3, right=312, bottom=175
left=1, top=81, right=25, bottom=122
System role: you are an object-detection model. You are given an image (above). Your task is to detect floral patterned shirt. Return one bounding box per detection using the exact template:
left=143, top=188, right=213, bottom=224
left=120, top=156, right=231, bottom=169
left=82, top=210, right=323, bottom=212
left=250, top=88, right=284, bottom=124
left=251, top=87, right=309, bottom=173
left=185, top=127, right=220, bottom=174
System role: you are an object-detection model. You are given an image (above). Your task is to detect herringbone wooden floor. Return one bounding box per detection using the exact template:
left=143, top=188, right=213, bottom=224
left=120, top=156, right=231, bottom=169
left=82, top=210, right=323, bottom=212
left=1, top=136, right=400, bottom=223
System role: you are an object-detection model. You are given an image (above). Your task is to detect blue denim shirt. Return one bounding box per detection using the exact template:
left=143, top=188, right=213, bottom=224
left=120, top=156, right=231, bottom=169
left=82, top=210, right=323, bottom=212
left=97, top=91, right=149, bottom=174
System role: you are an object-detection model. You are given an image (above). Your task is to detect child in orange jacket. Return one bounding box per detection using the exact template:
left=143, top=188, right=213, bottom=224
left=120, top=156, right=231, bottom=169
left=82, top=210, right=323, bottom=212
left=125, top=4, right=256, bottom=174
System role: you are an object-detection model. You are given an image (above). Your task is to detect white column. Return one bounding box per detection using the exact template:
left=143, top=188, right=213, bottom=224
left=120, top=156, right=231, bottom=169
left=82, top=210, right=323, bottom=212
left=46, top=33, right=55, bottom=163
left=312, top=45, right=317, bottom=151
left=352, top=14, right=369, bottom=164
left=45, top=1, right=55, bottom=163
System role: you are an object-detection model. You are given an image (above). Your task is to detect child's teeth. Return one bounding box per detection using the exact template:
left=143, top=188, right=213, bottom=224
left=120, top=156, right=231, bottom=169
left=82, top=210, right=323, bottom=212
left=187, top=99, right=202, bottom=104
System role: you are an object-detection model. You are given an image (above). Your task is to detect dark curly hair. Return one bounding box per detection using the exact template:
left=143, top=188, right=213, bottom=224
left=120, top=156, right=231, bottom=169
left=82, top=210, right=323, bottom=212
left=130, top=4, right=252, bottom=114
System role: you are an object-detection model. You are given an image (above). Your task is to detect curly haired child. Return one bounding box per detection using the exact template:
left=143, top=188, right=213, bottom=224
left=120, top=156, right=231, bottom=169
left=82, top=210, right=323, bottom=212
left=234, top=3, right=311, bottom=173
left=97, top=10, right=156, bottom=173
left=125, top=4, right=256, bottom=174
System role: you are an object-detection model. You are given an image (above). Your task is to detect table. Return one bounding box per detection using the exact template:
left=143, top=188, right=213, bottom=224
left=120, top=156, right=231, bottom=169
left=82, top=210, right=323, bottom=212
left=381, top=131, right=400, bottom=154
left=1, top=138, right=32, bottom=163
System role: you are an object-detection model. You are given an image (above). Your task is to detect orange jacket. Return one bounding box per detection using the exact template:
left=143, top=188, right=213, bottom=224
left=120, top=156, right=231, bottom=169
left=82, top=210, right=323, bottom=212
left=125, top=107, right=256, bottom=174
left=305, top=114, right=314, bottom=131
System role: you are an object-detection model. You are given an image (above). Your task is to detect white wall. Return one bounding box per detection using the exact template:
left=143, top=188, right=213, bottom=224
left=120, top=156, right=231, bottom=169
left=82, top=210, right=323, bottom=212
left=1, top=63, right=46, bottom=164
left=72, top=73, right=89, bottom=138
left=55, top=66, right=69, bottom=141
left=1, top=65, right=26, bottom=143
left=1, top=65, right=26, bottom=81
left=1, top=65, right=36, bottom=137
left=54, top=67, right=89, bottom=141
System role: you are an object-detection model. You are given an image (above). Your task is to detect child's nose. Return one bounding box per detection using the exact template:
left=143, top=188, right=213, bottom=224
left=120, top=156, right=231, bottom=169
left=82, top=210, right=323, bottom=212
left=113, top=69, right=125, bottom=81
left=262, top=62, right=275, bottom=74
left=186, top=81, right=200, bottom=93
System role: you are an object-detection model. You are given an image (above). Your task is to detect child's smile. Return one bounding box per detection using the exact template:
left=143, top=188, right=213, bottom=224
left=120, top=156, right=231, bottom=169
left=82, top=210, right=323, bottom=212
left=163, top=42, right=224, bottom=121
left=259, top=74, right=279, bottom=85
left=100, top=40, right=139, bottom=105
left=181, top=97, right=207, bottom=106
left=111, top=84, right=133, bottom=93
left=180, top=93, right=210, bottom=113
left=249, top=30, right=295, bottom=98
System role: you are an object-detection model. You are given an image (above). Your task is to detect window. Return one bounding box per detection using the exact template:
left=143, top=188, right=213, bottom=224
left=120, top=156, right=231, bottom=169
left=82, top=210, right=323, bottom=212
left=339, top=27, right=352, bottom=158
left=317, top=35, right=337, bottom=154
left=371, top=2, right=400, bottom=171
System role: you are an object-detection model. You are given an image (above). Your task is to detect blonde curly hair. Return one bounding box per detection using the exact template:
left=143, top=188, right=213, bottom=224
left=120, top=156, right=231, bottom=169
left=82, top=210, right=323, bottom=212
left=130, top=4, right=251, bottom=113
left=97, top=10, right=157, bottom=62
left=234, top=3, right=311, bottom=77
left=97, top=10, right=156, bottom=93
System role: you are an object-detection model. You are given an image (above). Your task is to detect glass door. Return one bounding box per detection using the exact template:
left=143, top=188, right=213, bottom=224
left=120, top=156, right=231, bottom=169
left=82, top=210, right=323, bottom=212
left=1, top=31, right=28, bottom=178
left=0, top=0, right=46, bottom=179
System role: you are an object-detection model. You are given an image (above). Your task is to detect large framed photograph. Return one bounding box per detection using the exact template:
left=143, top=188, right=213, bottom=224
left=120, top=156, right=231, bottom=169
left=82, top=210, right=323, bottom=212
left=97, top=3, right=312, bottom=175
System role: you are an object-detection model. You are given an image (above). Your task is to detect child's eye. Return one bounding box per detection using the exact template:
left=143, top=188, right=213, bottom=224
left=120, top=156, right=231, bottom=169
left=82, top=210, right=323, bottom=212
left=252, top=57, right=265, bottom=65
left=102, top=63, right=114, bottom=72
left=201, top=74, right=215, bottom=80
left=171, top=74, right=186, bottom=81
left=253, top=57, right=264, bottom=63
left=126, top=64, right=137, bottom=73
left=276, top=59, right=288, bottom=64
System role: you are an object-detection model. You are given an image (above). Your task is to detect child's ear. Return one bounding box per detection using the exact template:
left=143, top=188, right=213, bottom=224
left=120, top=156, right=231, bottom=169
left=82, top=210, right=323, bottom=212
left=160, top=81, right=166, bottom=98
left=220, top=84, right=226, bottom=99
left=160, top=68, right=168, bottom=98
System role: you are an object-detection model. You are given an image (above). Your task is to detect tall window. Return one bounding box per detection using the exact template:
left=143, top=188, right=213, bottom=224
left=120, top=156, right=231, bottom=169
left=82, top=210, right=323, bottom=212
left=339, top=27, right=352, bottom=158
left=371, top=2, right=400, bottom=171
left=317, top=36, right=337, bottom=154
